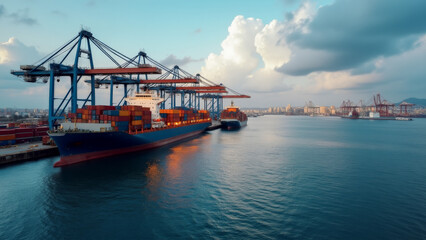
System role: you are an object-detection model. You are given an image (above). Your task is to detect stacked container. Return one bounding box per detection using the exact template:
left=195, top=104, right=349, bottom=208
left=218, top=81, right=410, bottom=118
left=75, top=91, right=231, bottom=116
left=160, top=109, right=211, bottom=126
left=221, top=108, right=247, bottom=122
left=15, top=128, right=34, bottom=144
left=0, top=123, right=50, bottom=146
left=0, top=129, right=16, bottom=146
left=69, top=105, right=152, bottom=132
left=35, top=126, right=49, bottom=137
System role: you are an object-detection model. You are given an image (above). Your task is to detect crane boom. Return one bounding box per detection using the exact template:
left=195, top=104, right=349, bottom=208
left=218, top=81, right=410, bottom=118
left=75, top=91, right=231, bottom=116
left=196, top=90, right=228, bottom=93
left=222, top=95, right=251, bottom=98
left=176, top=86, right=225, bottom=91
left=84, top=67, right=161, bottom=75
left=140, top=78, right=198, bottom=84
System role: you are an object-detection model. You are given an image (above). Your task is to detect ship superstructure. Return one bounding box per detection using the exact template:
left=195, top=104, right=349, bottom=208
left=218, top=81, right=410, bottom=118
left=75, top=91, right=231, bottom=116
left=125, top=91, right=164, bottom=121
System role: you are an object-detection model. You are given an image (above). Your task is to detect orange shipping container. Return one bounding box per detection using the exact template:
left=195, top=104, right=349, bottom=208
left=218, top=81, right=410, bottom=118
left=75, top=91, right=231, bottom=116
left=0, top=134, right=15, bottom=141
left=131, top=120, right=142, bottom=126
left=119, top=111, right=130, bottom=116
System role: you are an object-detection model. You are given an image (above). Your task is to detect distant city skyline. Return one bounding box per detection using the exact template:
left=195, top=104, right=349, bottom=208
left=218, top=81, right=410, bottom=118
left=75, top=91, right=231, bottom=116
left=1, top=0, right=425, bottom=108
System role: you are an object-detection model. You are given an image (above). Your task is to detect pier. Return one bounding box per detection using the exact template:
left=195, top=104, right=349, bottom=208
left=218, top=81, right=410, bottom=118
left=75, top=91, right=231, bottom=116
left=206, top=121, right=222, bottom=131
left=0, top=142, right=58, bottom=166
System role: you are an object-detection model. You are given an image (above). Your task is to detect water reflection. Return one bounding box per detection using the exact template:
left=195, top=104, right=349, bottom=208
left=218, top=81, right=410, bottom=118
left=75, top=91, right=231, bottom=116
left=166, top=145, right=199, bottom=180
left=38, top=133, right=211, bottom=238
left=143, top=134, right=211, bottom=208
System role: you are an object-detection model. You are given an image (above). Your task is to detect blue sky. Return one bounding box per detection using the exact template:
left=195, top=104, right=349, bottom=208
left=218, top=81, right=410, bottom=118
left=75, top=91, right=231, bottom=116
left=1, top=0, right=425, bottom=108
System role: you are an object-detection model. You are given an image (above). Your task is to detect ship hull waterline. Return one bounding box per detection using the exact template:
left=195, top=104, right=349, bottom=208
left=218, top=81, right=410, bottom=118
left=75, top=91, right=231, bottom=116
left=50, top=122, right=210, bottom=167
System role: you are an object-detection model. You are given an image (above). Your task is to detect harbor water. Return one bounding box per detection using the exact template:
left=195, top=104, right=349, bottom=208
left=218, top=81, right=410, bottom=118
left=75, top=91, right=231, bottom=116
left=1, top=116, right=426, bottom=239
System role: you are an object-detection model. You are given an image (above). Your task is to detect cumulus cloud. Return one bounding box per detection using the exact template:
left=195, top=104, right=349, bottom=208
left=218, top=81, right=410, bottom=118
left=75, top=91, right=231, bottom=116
left=201, top=15, right=291, bottom=92
left=160, top=54, right=202, bottom=68
left=0, top=37, right=42, bottom=65
left=279, top=0, right=426, bottom=76
left=201, top=16, right=261, bottom=85
left=0, top=37, right=48, bottom=107
left=200, top=0, right=426, bottom=105
left=254, top=20, right=291, bottom=70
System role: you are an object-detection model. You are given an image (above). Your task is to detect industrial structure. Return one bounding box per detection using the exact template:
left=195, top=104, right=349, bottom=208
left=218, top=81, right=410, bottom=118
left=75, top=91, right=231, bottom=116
left=10, top=30, right=250, bottom=129
left=339, top=93, right=415, bottom=117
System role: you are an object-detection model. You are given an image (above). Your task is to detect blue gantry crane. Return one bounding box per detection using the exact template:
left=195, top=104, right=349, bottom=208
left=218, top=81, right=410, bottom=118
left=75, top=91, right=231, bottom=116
left=10, top=30, right=250, bottom=128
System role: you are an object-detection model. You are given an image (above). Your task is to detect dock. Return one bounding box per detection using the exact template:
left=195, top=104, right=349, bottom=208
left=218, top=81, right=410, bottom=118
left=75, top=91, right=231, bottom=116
left=207, top=121, right=222, bottom=131
left=0, top=142, right=59, bottom=166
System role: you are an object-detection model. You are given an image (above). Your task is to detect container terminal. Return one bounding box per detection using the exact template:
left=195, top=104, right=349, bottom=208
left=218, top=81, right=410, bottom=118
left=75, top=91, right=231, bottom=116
left=340, top=93, right=415, bottom=120
left=5, top=30, right=250, bottom=167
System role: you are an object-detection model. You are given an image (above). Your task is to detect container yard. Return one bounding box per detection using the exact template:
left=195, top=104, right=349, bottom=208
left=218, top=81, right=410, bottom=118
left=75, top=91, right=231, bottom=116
left=0, top=125, right=49, bottom=146
left=0, top=124, right=58, bottom=166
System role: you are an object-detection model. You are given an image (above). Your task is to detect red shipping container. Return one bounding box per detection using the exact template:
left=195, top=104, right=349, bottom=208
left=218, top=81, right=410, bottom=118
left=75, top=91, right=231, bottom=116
left=117, top=116, right=130, bottom=121
left=15, top=128, right=34, bottom=133
left=15, top=132, right=34, bottom=139
left=36, top=127, right=49, bottom=131
left=0, top=129, right=16, bottom=135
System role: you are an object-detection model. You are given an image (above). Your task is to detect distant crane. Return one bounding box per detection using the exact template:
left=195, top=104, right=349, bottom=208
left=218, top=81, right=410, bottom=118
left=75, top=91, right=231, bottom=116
left=339, top=100, right=359, bottom=116
left=373, top=93, right=394, bottom=117
left=398, top=102, right=415, bottom=116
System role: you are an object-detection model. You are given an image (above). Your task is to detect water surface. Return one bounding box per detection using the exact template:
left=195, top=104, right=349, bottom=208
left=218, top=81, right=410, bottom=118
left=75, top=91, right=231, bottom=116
left=1, top=116, right=425, bottom=239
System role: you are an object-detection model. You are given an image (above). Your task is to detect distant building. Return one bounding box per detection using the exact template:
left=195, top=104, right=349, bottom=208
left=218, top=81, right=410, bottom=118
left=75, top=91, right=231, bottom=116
left=285, top=104, right=293, bottom=113
left=330, top=106, right=336, bottom=115
left=320, top=106, right=329, bottom=114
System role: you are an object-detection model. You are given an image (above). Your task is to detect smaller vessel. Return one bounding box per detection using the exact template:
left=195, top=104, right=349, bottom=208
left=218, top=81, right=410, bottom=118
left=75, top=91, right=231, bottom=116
left=341, top=110, right=359, bottom=119
left=395, top=117, right=412, bottom=121
left=220, top=101, right=248, bottom=130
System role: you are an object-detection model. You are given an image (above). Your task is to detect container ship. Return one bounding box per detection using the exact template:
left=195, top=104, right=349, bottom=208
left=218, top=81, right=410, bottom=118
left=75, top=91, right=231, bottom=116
left=220, top=101, right=247, bottom=130
left=49, top=91, right=211, bottom=167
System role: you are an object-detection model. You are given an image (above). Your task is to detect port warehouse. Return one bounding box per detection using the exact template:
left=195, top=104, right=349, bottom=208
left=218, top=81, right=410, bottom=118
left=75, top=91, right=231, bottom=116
left=10, top=30, right=250, bottom=133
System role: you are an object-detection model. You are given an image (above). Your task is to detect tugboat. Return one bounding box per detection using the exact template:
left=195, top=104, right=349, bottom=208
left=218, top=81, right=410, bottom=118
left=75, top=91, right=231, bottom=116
left=220, top=101, right=248, bottom=130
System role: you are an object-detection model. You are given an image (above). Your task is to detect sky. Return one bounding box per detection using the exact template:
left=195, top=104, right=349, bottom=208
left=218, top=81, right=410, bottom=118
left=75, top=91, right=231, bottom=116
left=1, top=0, right=425, bottom=108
